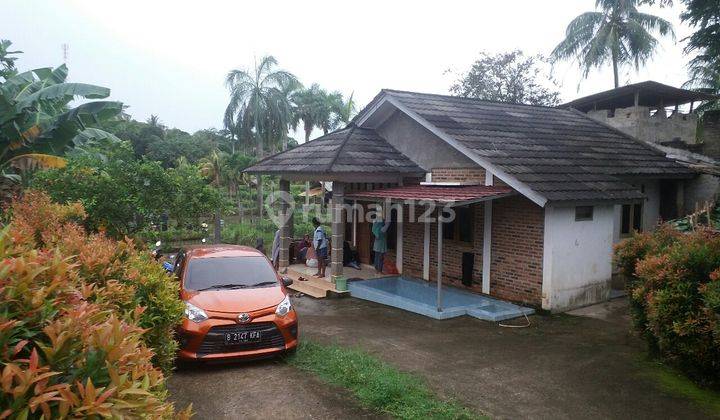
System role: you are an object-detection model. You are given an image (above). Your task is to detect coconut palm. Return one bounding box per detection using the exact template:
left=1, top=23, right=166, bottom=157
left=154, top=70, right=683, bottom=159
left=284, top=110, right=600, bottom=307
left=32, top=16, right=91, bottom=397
left=551, top=0, right=674, bottom=88
left=224, top=56, right=299, bottom=214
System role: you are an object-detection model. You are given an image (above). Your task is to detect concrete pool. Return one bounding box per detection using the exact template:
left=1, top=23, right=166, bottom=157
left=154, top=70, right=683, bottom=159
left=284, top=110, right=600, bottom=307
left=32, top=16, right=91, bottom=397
left=348, top=276, right=534, bottom=321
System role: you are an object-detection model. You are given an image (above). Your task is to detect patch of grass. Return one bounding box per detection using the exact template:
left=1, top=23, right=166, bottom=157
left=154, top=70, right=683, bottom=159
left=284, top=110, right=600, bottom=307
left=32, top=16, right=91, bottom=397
left=640, top=358, right=720, bottom=416
left=287, top=340, right=485, bottom=420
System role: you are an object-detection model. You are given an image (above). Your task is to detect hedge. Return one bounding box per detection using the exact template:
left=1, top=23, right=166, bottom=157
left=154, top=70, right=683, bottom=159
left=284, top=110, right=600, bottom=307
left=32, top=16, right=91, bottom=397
left=615, top=225, right=720, bottom=388
left=0, top=191, right=189, bottom=418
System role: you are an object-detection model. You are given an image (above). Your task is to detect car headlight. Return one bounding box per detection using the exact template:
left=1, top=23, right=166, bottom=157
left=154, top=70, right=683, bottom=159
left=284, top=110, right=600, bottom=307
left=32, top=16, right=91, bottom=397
left=184, top=301, right=208, bottom=323
left=275, top=295, right=292, bottom=317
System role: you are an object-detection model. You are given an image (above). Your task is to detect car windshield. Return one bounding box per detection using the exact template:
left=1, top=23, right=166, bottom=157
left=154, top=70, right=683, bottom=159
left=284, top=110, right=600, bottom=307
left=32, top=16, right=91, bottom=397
left=185, top=256, right=278, bottom=291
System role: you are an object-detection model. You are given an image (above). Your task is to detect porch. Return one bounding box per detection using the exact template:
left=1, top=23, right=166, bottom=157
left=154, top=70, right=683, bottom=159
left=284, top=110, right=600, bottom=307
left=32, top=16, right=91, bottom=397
left=243, top=125, right=538, bottom=317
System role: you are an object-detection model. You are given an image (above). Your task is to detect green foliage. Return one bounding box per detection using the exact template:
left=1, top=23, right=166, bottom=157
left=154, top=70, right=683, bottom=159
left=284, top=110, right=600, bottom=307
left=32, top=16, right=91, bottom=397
left=615, top=226, right=720, bottom=387
left=551, top=0, right=675, bottom=87
left=30, top=141, right=221, bottom=237
left=289, top=341, right=483, bottom=420
left=291, top=84, right=355, bottom=141
left=449, top=50, right=561, bottom=106
left=0, top=39, right=21, bottom=79
left=224, top=55, right=300, bottom=156
left=0, top=191, right=189, bottom=417
left=681, top=0, right=720, bottom=113
left=0, top=56, right=122, bottom=190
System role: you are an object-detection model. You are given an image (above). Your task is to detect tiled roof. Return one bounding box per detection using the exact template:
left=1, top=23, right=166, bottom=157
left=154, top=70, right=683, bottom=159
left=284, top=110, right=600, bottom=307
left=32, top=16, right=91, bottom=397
left=370, top=89, right=695, bottom=203
left=244, top=125, right=423, bottom=175
left=347, top=184, right=514, bottom=204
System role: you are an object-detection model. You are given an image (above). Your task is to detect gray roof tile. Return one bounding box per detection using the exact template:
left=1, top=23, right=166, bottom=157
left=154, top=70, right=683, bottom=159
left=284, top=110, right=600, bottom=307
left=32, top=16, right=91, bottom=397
left=377, top=89, right=695, bottom=202
left=245, top=126, right=424, bottom=175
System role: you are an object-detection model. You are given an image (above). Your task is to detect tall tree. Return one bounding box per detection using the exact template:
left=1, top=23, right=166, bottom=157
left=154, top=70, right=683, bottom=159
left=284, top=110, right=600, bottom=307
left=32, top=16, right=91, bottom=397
left=449, top=50, right=561, bottom=106
left=291, top=84, right=325, bottom=142
left=224, top=56, right=299, bottom=214
left=681, top=0, right=720, bottom=112
left=551, top=0, right=674, bottom=88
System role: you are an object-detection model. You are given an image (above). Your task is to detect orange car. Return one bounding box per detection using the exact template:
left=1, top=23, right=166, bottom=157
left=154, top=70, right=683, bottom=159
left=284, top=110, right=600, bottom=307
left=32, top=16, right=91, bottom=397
left=172, top=245, right=298, bottom=362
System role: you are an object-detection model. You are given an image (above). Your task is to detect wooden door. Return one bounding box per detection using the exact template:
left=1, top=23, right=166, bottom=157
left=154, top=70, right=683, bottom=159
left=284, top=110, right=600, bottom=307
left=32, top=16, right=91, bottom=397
left=357, top=221, right=372, bottom=264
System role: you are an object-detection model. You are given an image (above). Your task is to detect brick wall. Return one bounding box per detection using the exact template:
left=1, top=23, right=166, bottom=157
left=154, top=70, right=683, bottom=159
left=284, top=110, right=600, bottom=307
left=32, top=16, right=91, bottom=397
left=401, top=205, right=486, bottom=292
left=489, top=196, right=544, bottom=306
left=399, top=196, right=545, bottom=307
left=431, top=167, right=485, bottom=184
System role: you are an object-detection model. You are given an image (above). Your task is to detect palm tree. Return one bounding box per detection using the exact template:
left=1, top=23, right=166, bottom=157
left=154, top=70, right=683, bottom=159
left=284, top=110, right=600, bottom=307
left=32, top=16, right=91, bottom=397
left=551, top=0, right=674, bottom=88
left=199, top=149, right=228, bottom=244
left=224, top=56, right=299, bottom=214
left=291, top=84, right=325, bottom=142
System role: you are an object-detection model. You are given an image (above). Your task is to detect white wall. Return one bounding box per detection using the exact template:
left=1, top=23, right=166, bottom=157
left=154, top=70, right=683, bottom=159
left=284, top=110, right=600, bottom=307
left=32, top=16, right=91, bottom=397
left=642, top=180, right=661, bottom=232
left=542, top=205, right=614, bottom=311
left=612, top=179, right=662, bottom=244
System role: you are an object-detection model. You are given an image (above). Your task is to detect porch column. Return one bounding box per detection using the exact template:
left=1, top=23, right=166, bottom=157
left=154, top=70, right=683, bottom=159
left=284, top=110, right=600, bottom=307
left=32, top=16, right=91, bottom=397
left=437, top=212, right=443, bottom=312
left=330, top=182, right=345, bottom=279
left=423, top=219, right=430, bottom=280
left=278, top=179, right=291, bottom=273
left=482, top=174, right=493, bottom=294
left=396, top=205, right=403, bottom=274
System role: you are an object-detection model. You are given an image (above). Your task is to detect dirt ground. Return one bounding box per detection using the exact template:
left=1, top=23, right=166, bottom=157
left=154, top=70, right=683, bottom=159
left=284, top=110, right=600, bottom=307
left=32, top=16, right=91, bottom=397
left=167, top=359, right=381, bottom=419
left=168, top=297, right=713, bottom=419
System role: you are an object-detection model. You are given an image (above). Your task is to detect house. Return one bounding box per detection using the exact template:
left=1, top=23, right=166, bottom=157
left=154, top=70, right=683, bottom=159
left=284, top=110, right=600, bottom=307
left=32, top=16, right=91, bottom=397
left=565, top=80, right=720, bottom=224
left=245, top=87, right=703, bottom=312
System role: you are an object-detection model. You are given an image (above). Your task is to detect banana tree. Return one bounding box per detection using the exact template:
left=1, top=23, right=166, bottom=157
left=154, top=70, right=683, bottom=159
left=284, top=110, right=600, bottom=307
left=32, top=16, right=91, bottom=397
left=0, top=63, right=122, bottom=189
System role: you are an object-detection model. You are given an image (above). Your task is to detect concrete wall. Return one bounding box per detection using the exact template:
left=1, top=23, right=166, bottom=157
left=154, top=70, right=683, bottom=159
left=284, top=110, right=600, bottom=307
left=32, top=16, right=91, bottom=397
left=376, top=111, right=476, bottom=171
left=701, top=110, right=720, bottom=160
left=588, top=106, right=698, bottom=144
left=685, top=174, right=720, bottom=213
left=542, top=204, right=615, bottom=311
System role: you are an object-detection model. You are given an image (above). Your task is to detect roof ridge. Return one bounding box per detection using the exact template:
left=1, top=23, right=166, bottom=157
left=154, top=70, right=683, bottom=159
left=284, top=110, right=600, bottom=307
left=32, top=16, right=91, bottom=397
left=244, top=126, right=351, bottom=172
left=325, top=123, right=357, bottom=172
left=381, top=88, right=566, bottom=111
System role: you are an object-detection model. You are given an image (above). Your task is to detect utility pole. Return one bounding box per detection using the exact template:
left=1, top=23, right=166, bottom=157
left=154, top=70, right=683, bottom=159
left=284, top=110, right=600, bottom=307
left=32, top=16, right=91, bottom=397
left=61, top=43, right=69, bottom=64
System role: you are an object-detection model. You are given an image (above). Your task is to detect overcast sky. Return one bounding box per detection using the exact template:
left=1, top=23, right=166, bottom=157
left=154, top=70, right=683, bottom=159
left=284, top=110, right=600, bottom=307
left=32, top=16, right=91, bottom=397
left=4, top=0, right=694, bottom=140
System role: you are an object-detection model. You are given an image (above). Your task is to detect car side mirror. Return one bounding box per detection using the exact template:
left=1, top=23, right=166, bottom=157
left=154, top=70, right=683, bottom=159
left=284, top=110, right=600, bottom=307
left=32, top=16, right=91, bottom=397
left=282, top=277, right=293, bottom=287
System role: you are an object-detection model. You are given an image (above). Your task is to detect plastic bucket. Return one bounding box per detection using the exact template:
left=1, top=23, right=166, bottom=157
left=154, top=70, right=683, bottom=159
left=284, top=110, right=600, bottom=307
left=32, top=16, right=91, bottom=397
left=334, top=276, right=348, bottom=292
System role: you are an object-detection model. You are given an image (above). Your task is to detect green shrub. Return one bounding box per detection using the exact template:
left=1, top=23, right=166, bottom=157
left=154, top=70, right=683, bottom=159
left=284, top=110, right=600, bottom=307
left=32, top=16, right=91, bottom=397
left=0, top=191, right=188, bottom=417
left=615, top=226, right=720, bottom=387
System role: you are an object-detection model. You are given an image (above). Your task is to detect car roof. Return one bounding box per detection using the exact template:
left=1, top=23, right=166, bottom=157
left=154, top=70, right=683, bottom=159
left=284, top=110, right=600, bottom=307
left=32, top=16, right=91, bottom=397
left=184, top=244, right=266, bottom=259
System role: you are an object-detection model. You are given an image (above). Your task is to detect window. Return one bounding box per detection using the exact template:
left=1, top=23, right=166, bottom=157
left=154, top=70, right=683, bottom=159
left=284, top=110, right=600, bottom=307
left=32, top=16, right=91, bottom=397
left=442, top=206, right=474, bottom=243
left=185, top=256, right=278, bottom=291
left=386, top=208, right=398, bottom=251
left=575, top=206, right=594, bottom=221
left=621, top=203, right=643, bottom=236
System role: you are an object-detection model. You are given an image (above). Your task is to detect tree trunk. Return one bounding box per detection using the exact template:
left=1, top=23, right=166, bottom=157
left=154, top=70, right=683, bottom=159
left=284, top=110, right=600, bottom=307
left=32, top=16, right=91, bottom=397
left=257, top=136, right=264, bottom=216
left=612, top=48, right=619, bottom=88
left=214, top=207, right=222, bottom=244
left=304, top=121, right=312, bottom=142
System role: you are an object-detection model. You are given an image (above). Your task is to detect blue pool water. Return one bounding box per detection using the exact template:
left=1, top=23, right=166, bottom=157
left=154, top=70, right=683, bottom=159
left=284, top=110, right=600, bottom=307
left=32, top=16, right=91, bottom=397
left=348, top=276, right=534, bottom=321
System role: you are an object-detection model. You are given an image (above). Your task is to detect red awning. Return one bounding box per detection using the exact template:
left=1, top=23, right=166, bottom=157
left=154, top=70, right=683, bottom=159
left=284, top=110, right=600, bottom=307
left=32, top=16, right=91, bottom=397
left=346, top=184, right=514, bottom=206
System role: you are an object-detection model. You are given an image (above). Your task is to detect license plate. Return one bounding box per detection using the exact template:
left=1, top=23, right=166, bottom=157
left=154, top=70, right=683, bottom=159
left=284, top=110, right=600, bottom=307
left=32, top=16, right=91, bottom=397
left=224, top=330, right=261, bottom=344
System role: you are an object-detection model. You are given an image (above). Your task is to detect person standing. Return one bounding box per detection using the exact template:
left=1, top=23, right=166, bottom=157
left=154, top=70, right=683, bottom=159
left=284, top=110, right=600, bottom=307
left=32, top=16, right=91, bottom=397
left=312, top=217, right=328, bottom=278
left=372, top=213, right=391, bottom=273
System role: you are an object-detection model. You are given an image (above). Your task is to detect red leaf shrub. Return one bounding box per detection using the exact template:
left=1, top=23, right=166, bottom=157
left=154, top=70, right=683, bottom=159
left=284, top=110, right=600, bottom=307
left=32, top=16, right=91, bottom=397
left=615, top=225, right=720, bottom=388
left=0, top=191, right=189, bottom=418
